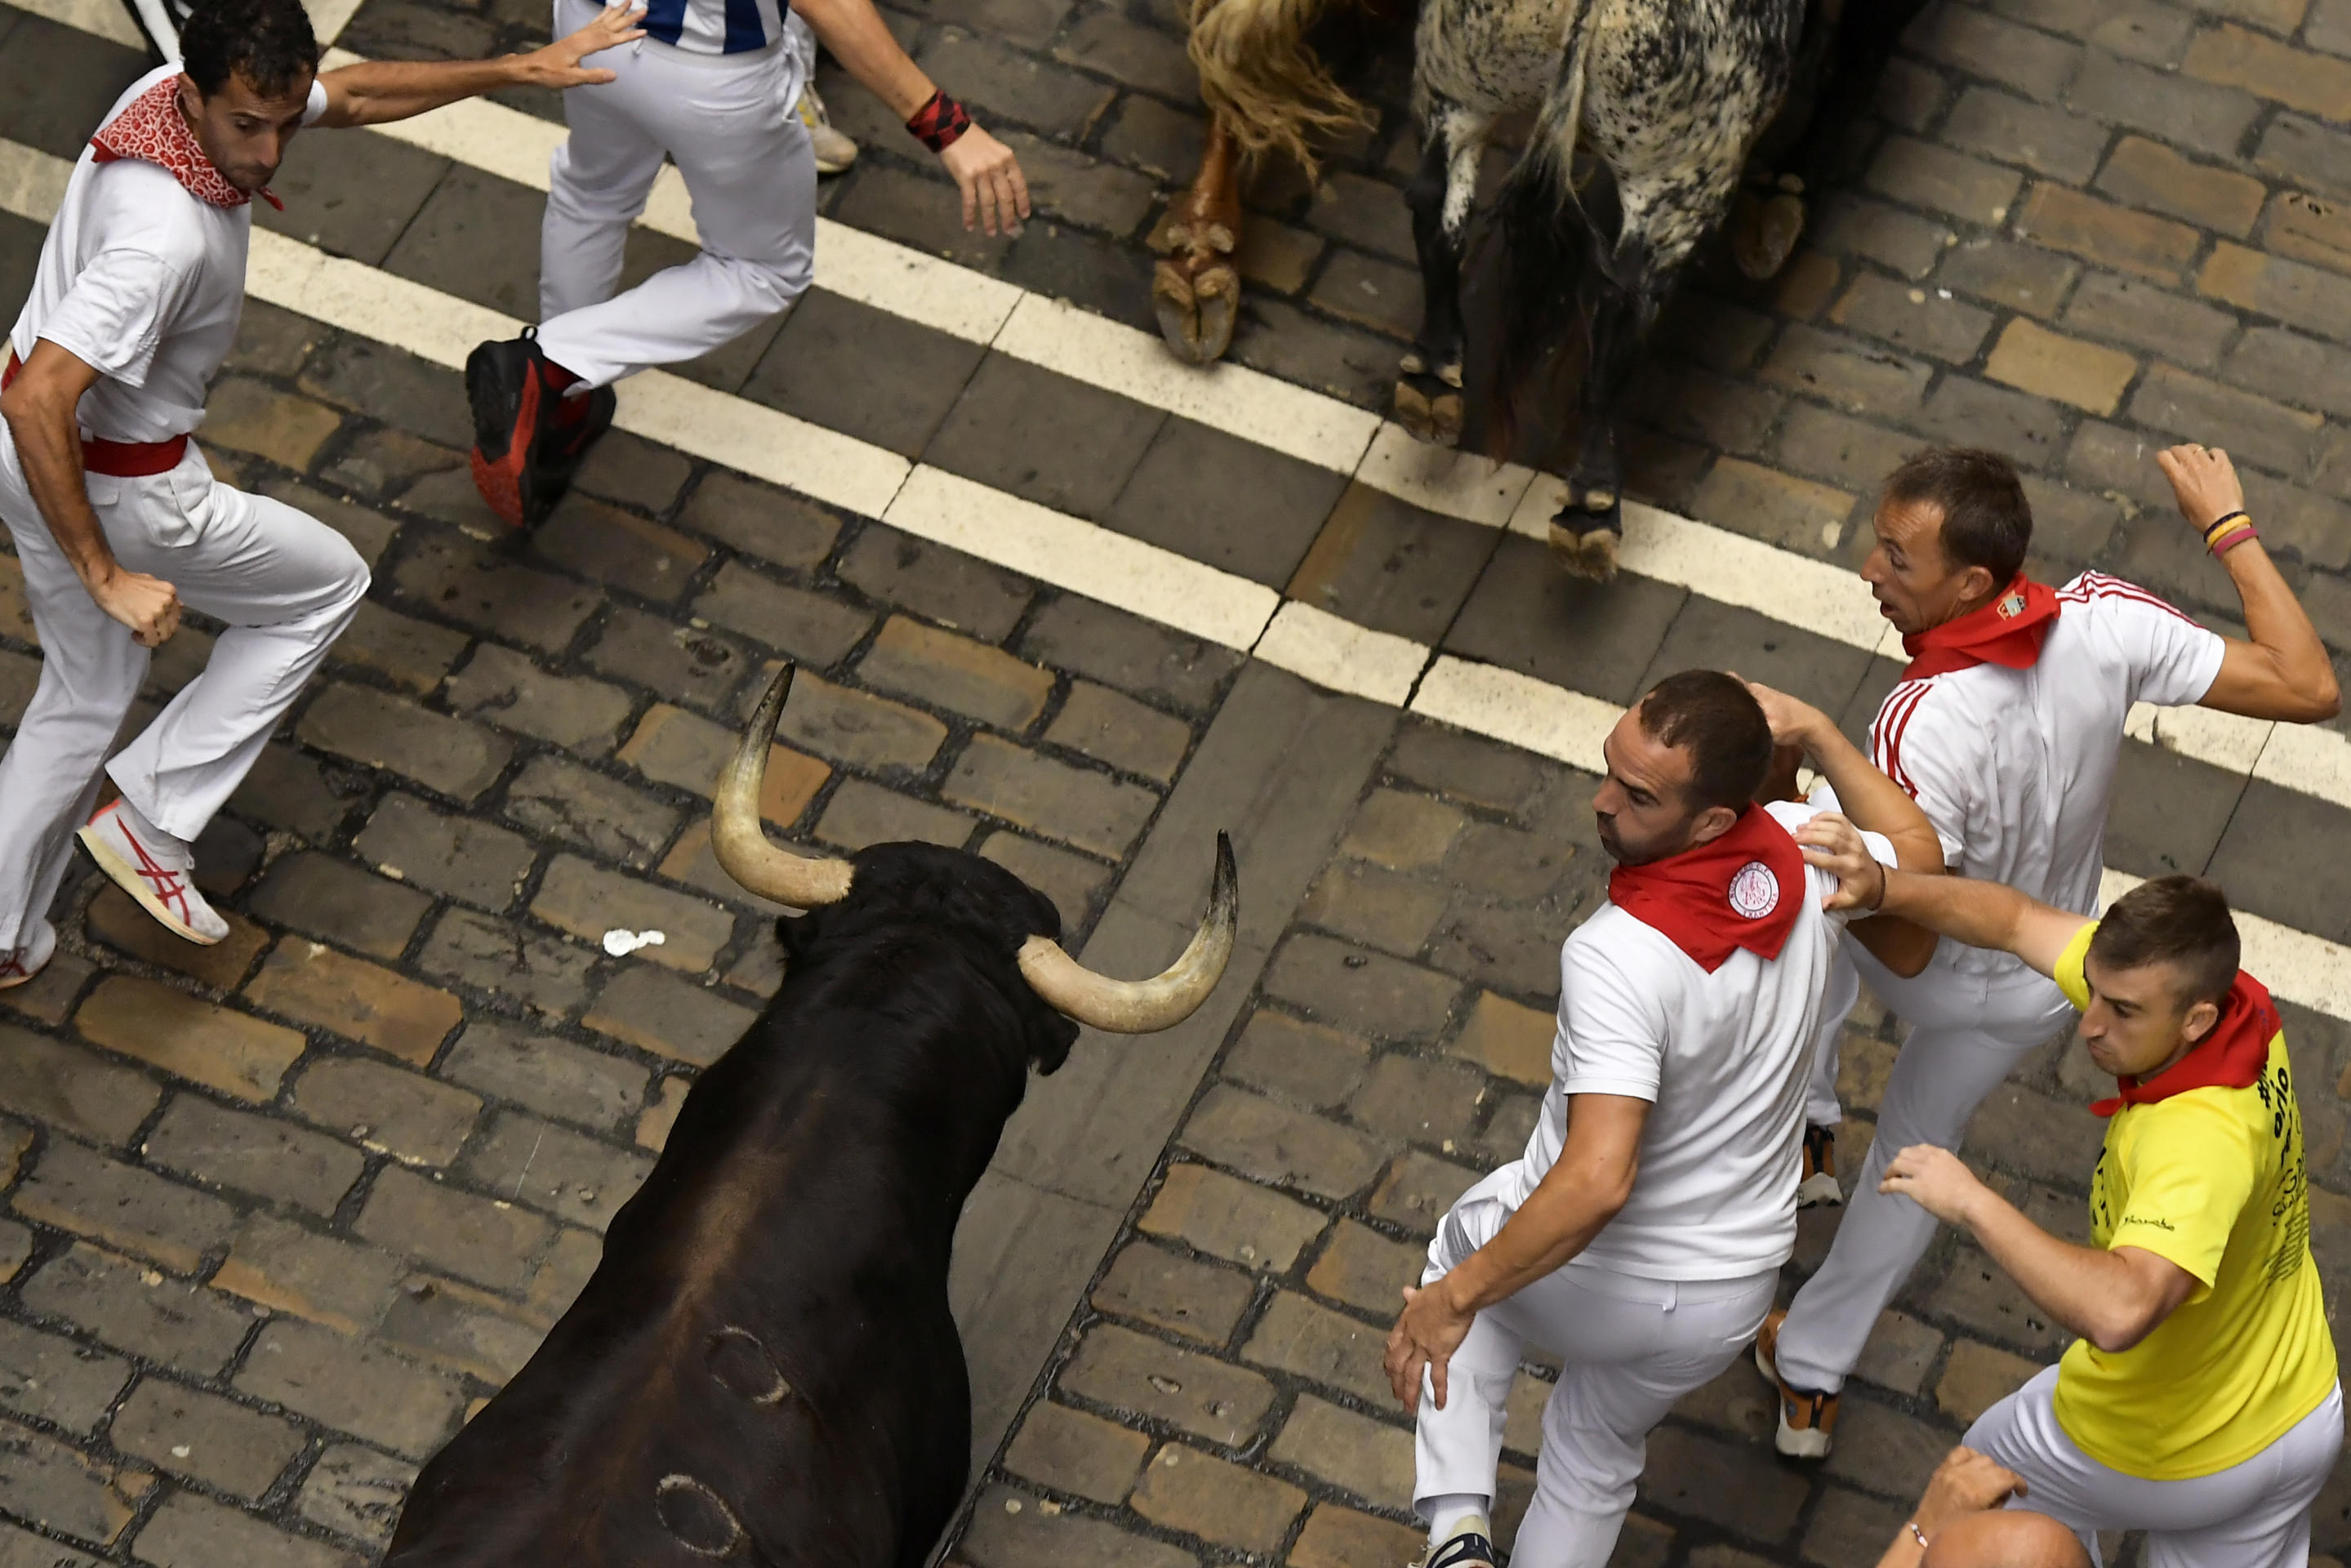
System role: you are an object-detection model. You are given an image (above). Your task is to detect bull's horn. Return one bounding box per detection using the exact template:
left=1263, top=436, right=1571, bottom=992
left=1018, top=831, right=1237, bottom=1032
left=711, top=666, right=854, bottom=909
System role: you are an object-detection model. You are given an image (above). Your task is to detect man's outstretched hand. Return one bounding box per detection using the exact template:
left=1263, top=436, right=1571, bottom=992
left=2156, top=443, right=2244, bottom=535
left=516, top=4, right=648, bottom=87
left=1794, top=813, right=1886, bottom=912
left=941, top=126, right=1031, bottom=235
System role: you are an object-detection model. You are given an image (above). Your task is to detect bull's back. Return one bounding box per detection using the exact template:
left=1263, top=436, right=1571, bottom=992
left=388, top=1073, right=982, bottom=1568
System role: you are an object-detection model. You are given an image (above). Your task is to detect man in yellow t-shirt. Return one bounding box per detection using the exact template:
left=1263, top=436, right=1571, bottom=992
left=1787, top=841, right=2340, bottom=1567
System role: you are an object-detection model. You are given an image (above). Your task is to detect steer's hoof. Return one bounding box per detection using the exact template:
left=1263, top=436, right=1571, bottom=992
left=1549, top=494, right=1621, bottom=582
left=1394, top=368, right=1465, bottom=446
left=1730, top=189, right=1807, bottom=282
left=1153, top=256, right=1239, bottom=365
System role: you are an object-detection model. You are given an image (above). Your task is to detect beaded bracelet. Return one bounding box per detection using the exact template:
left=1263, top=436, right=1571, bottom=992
left=906, top=90, right=972, bottom=153
left=2203, top=510, right=2259, bottom=556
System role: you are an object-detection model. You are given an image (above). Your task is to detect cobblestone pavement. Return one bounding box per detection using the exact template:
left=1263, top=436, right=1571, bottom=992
left=9, top=0, right=2351, bottom=1565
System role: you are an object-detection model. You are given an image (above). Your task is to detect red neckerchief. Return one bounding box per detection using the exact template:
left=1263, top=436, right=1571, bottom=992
left=2091, top=971, right=2283, bottom=1117
left=89, top=74, right=283, bottom=212
left=1607, top=805, right=1806, bottom=974
left=1901, top=573, right=2060, bottom=681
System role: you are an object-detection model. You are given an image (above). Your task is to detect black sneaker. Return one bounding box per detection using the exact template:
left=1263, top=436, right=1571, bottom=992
left=465, top=332, right=605, bottom=529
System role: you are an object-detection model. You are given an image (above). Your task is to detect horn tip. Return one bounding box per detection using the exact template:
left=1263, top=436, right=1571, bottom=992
left=1211, top=830, right=1238, bottom=918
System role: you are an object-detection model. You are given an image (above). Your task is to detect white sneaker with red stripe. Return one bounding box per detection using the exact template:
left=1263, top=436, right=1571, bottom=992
left=0, top=920, right=56, bottom=990
left=77, top=800, right=227, bottom=946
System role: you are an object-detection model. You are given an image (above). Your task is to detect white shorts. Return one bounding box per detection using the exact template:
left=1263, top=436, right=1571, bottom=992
left=1964, top=1365, right=2344, bottom=1568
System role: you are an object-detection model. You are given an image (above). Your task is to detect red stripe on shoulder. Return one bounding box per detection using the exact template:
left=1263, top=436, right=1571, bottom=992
left=1873, top=680, right=1935, bottom=797
left=2058, top=572, right=2199, bottom=626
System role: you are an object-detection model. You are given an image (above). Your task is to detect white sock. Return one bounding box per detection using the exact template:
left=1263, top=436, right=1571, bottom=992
left=114, top=795, right=190, bottom=861
left=1423, top=1494, right=1489, bottom=1547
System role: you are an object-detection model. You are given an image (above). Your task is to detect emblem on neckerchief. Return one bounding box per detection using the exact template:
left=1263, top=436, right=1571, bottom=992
left=1727, top=861, right=1780, bottom=920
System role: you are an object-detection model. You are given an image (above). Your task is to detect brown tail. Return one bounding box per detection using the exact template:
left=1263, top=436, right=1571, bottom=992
left=1186, top=0, right=1369, bottom=173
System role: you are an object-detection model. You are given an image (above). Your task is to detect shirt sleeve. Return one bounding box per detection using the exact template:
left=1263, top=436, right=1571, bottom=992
left=2053, top=920, right=2098, bottom=1011
left=1766, top=799, right=1896, bottom=928
left=36, top=246, right=197, bottom=390
left=1555, top=932, right=1672, bottom=1103
left=303, top=76, right=329, bottom=126
left=1871, top=684, right=1970, bottom=871
left=2110, top=1095, right=2257, bottom=1294
left=2088, top=579, right=2229, bottom=708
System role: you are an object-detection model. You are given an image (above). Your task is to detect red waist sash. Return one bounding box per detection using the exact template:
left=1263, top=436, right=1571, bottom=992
left=2, top=350, right=189, bottom=478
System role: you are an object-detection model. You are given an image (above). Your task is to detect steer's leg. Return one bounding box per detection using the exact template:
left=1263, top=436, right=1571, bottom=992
left=1396, top=102, right=1491, bottom=446
left=1153, top=116, right=1245, bottom=364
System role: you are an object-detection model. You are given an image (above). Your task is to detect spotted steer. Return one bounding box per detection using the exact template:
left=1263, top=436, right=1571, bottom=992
left=382, top=667, right=1238, bottom=1568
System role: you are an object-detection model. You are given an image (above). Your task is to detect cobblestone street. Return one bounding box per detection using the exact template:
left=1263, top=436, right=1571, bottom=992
left=8, top=0, right=2351, bottom=1561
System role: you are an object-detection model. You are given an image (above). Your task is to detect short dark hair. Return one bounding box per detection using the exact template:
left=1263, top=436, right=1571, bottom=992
left=181, top=0, right=320, bottom=100
left=1882, top=448, right=2033, bottom=587
left=2087, top=875, right=2241, bottom=1010
left=1636, top=670, right=1774, bottom=815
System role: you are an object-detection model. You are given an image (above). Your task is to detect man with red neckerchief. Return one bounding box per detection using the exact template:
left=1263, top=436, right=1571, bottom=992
left=1380, top=670, right=1940, bottom=1568
left=1757, top=443, right=2340, bottom=1461
left=1792, top=843, right=2340, bottom=1568
left=0, top=0, right=638, bottom=983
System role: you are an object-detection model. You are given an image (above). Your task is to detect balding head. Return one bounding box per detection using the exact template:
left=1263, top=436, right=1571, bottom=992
left=1921, top=1509, right=2091, bottom=1568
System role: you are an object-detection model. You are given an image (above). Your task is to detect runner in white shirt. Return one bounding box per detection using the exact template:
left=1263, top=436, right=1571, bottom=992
left=1757, top=443, right=2340, bottom=1459
left=0, top=0, right=637, bottom=979
left=1382, top=670, right=1939, bottom=1568
left=461, top=0, right=1031, bottom=528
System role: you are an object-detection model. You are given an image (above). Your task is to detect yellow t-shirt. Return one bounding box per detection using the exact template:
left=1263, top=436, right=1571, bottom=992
left=2048, top=922, right=2338, bottom=1480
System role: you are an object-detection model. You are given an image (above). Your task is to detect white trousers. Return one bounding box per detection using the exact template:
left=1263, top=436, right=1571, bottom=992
left=1414, top=1188, right=1775, bottom=1568
left=1966, top=1365, right=2344, bottom=1568
left=0, top=434, right=367, bottom=947
left=536, top=0, right=817, bottom=388
left=1774, top=960, right=2077, bottom=1393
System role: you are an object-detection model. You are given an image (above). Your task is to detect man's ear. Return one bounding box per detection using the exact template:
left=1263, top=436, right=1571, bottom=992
left=1956, top=562, right=1998, bottom=608
left=1687, top=802, right=1741, bottom=848
left=2181, top=996, right=2222, bottom=1048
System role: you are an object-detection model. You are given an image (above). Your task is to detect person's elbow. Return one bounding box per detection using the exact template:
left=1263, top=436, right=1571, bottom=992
left=2288, top=666, right=2343, bottom=724
left=1576, top=1152, right=1638, bottom=1221
left=2084, top=1303, right=2166, bottom=1355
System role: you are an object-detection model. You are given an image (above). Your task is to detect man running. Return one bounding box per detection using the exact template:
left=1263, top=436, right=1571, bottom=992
left=462, top=0, right=1031, bottom=528
left=1381, top=670, right=1938, bottom=1568
left=1757, top=443, right=2339, bottom=1458
left=1801, top=840, right=2340, bottom=1568
left=0, top=0, right=639, bottom=981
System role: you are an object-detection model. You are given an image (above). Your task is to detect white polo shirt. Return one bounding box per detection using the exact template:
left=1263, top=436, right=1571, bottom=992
left=8, top=66, right=326, bottom=443
left=1481, top=800, right=1897, bottom=1282
left=1866, top=572, right=2225, bottom=995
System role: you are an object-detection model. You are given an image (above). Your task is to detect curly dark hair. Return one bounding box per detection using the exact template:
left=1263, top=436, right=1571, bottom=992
left=180, top=0, right=320, bottom=100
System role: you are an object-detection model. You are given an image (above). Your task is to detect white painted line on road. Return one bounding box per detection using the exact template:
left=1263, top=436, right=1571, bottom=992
left=991, top=294, right=1379, bottom=474
left=1254, top=601, right=1426, bottom=706
left=1410, top=657, right=1615, bottom=778
left=26, top=0, right=2351, bottom=826
left=884, top=467, right=1279, bottom=651
left=7, top=130, right=2351, bottom=1023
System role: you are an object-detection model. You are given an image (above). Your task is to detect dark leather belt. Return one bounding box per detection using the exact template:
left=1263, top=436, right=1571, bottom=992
left=2, top=349, right=190, bottom=478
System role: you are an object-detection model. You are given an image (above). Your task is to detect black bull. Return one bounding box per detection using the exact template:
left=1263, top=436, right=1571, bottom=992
left=385, top=670, right=1240, bottom=1568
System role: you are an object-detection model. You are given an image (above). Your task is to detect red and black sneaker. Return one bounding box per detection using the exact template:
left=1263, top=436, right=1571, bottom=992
left=465, top=332, right=611, bottom=529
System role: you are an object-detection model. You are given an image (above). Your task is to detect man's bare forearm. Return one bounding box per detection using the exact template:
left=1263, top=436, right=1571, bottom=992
left=793, top=0, right=934, bottom=118
left=1876, top=869, right=2028, bottom=952
left=1797, top=710, right=1941, bottom=874
left=2222, top=539, right=2338, bottom=720
left=318, top=57, right=528, bottom=125
left=1437, top=1170, right=1625, bottom=1317
left=1952, top=1186, right=2178, bottom=1352
left=1, top=393, right=111, bottom=586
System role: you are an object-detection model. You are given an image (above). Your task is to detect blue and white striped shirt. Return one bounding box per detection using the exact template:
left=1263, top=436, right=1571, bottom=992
left=630, top=0, right=793, bottom=55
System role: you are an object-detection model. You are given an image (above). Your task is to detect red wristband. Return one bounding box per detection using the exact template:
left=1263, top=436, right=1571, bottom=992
left=906, top=90, right=971, bottom=153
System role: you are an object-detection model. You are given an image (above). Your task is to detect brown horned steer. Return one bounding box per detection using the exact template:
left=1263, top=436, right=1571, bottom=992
left=381, top=666, right=1238, bottom=1568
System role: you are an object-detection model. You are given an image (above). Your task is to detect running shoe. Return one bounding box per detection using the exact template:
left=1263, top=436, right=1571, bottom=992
left=797, top=82, right=857, bottom=174
left=465, top=332, right=612, bottom=529
left=1418, top=1518, right=1498, bottom=1568
left=0, top=920, right=56, bottom=990
left=1797, top=1124, right=1844, bottom=1208
left=1754, top=1308, right=1838, bottom=1459
left=77, top=801, right=227, bottom=945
